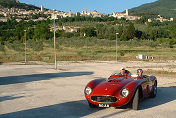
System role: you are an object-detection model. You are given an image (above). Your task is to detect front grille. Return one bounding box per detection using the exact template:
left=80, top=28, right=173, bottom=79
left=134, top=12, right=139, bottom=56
left=91, top=96, right=117, bottom=103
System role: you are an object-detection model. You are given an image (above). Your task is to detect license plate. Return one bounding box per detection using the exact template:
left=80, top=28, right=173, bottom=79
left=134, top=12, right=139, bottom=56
left=99, top=104, right=110, bottom=108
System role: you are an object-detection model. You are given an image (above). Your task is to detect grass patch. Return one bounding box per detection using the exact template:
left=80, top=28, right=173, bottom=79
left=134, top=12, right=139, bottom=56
left=0, top=44, right=5, bottom=52
left=1, top=38, right=176, bottom=62
left=5, top=40, right=24, bottom=52
left=27, top=40, right=43, bottom=51
left=145, top=69, right=176, bottom=76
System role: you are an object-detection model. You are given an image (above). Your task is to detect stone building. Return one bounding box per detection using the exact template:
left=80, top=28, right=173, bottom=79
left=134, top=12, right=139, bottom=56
left=111, top=9, right=141, bottom=20
left=81, top=9, right=105, bottom=17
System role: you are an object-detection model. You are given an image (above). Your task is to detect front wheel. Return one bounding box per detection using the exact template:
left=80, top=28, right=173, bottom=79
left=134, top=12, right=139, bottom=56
left=150, top=82, right=157, bottom=98
left=132, top=88, right=139, bottom=110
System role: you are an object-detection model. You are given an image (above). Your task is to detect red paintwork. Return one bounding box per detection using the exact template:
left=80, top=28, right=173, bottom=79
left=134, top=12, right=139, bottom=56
left=84, top=74, right=157, bottom=107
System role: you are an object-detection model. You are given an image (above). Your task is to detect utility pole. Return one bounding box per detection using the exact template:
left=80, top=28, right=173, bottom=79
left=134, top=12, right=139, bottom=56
left=53, top=12, right=57, bottom=70
left=116, top=33, right=119, bottom=61
left=24, top=30, right=27, bottom=64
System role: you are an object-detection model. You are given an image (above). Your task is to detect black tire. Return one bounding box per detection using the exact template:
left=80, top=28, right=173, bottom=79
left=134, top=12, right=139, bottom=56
left=88, top=101, right=97, bottom=108
left=132, top=88, right=139, bottom=110
left=150, top=82, right=157, bottom=98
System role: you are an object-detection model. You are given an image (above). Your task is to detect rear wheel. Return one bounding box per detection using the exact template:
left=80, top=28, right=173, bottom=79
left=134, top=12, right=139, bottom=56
left=88, top=101, right=97, bottom=108
left=132, top=88, right=139, bottom=110
left=150, top=82, right=157, bottom=98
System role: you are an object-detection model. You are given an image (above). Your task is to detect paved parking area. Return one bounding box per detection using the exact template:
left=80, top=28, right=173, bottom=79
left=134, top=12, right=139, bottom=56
left=0, top=61, right=176, bottom=118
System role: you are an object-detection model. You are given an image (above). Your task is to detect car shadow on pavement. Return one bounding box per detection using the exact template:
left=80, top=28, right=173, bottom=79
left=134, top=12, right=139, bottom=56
left=0, top=95, right=24, bottom=102
left=0, top=100, right=101, bottom=118
left=0, top=71, right=93, bottom=85
left=139, top=86, right=176, bottom=110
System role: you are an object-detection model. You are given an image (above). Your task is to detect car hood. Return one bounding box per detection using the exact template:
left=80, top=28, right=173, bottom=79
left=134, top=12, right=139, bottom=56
left=91, top=78, right=133, bottom=96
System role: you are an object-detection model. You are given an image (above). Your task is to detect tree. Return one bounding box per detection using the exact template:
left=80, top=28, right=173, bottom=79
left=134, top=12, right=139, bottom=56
left=118, top=25, right=124, bottom=38
left=125, top=23, right=136, bottom=40
left=148, top=29, right=157, bottom=40
left=120, top=34, right=128, bottom=41
left=56, top=30, right=64, bottom=37
left=96, top=24, right=106, bottom=39
left=82, top=27, right=97, bottom=37
left=33, top=22, right=51, bottom=40
left=135, top=30, right=143, bottom=39
left=168, top=23, right=176, bottom=39
left=108, top=34, right=116, bottom=40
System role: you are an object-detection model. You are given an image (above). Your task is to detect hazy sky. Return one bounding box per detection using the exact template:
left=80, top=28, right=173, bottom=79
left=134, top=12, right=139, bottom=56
left=19, top=0, right=157, bottom=14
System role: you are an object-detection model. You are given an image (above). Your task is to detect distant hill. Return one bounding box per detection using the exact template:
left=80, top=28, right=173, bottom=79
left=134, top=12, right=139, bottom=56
left=129, top=0, right=176, bottom=18
left=0, top=0, right=40, bottom=10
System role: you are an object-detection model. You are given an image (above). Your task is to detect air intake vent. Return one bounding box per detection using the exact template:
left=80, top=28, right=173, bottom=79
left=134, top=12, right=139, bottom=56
left=91, top=96, right=117, bottom=103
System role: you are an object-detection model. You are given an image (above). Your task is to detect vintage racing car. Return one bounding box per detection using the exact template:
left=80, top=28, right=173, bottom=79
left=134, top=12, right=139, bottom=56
left=84, top=73, right=157, bottom=110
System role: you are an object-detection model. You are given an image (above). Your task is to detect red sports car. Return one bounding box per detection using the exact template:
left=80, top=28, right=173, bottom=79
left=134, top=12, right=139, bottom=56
left=84, top=74, right=157, bottom=110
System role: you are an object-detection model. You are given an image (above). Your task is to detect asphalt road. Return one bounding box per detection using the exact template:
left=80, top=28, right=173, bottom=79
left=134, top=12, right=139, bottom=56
left=0, top=61, right=176, bottom=118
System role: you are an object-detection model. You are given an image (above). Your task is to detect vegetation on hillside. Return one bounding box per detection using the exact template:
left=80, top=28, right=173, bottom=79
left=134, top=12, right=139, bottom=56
left=129, top=0, right=176, bottom=18
left=1, top=16, right=176, bottom=46
left=0, top=16, right=176, bottom=62
left=0, top=0, right=40, bottom=10
left=1, top=0, right=176, bottom=62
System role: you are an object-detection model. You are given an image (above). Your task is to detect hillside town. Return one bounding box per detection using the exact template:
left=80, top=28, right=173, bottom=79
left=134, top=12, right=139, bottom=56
left=0, top=4, right=140, bottom=22
left=148, top=15, right=174, bottom=22
left=0, top=0, right=174, bottom=23
left=110, top=9, right=141, bottom=20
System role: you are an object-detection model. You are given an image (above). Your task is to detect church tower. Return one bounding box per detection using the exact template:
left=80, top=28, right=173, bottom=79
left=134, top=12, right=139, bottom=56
left=41, top=5, right=44, bottom=12
left=126, top=9, right=129, bottom=16
left=85, top=8, right=88, bottom=14
left=69, top=10, right=72, bottom=17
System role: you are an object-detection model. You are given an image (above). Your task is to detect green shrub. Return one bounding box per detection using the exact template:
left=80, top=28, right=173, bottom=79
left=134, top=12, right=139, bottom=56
left=169, top=39, right=176, bottom=45
left=27, top=40, right=43, bottom=51
left=77, top=51, right=83, bottom=57
left=0, top=44, right=5, bottom=52
left=5, top=40, right=24, bottom=52
left=34, top=41, right=43, bottom=51
left=119, top=51, right=125, bottom=56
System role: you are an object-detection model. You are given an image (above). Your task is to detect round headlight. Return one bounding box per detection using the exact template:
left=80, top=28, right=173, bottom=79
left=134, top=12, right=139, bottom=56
left=121, top=88, right=129, bottom=98
left=85, top=87, right=92, bottom=95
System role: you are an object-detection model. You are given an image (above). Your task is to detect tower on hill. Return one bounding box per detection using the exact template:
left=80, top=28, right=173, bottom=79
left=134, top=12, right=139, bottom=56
left=126, top=9, right=129, bottom=16
left=41, top=5, right=44, bottom=12
left=69, top=10, right=72, bottom=17
left=85, top=8, right=87, bottom=14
